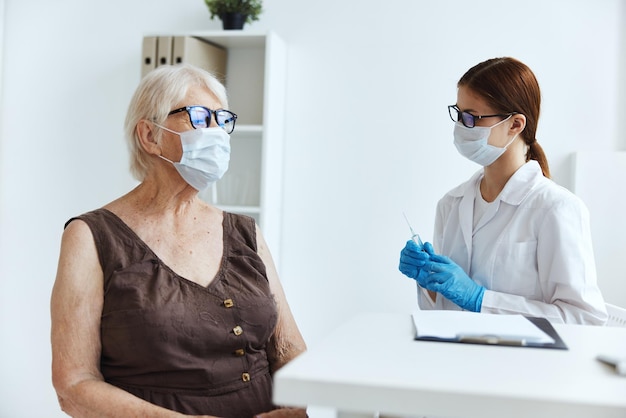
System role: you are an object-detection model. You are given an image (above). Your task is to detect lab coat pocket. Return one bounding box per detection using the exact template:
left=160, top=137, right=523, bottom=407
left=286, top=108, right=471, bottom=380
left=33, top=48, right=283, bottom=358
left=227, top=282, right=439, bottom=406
left=494, top=240, right=538, bottom=297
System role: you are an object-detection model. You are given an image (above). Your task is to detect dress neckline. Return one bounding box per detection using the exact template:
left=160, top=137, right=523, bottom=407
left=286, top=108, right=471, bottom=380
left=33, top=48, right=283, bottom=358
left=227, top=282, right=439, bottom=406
left=96, top=208, right=228, bottom=290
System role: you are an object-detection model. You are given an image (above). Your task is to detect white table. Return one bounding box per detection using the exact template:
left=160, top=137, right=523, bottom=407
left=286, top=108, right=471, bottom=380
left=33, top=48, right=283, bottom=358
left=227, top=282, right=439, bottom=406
left=273, top=312, right=626, bottom=418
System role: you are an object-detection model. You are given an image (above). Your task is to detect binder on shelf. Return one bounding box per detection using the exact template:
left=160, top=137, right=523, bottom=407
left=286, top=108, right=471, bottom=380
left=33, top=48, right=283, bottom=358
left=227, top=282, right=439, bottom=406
left=172, top=36, right=227, bottom=83
left=141, top=36, right=157, bottom=77
left=156, top=36, right=173, bottom=67
left=411, top=310, right=568, bottom=350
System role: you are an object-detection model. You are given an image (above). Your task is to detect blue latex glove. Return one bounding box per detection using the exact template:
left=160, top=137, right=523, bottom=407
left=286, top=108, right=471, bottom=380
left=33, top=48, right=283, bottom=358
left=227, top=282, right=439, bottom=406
left=399, top=240, right=435, bottom=283
left=420, top=254, right=485, bottom=312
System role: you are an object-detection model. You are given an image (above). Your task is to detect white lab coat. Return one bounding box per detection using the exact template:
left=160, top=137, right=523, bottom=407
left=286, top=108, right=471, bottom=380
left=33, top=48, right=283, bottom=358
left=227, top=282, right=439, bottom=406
left=417, top=161, right=607, bottom=325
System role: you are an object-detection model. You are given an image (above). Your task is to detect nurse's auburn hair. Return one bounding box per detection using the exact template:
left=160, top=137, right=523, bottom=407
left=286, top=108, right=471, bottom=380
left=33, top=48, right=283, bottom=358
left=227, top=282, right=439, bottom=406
left=458, top=57, right=550, bottom=179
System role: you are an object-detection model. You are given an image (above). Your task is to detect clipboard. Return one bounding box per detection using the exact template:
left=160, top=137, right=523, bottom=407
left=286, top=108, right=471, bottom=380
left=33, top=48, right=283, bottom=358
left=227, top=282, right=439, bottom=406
left=411, top=311, right=568, bottom=350
left=523, top=316, right=568, bottom=350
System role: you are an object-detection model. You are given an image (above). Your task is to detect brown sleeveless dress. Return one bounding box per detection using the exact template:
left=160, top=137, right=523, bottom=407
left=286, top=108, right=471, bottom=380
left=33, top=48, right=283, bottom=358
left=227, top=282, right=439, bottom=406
left=67, top=209, right=279, bottom=417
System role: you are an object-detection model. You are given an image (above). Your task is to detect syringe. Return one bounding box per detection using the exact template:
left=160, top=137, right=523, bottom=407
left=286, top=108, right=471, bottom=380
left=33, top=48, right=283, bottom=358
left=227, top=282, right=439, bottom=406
left=402, top=212, right=424, bottom=248
left=402, top=212, right=434, bottom=303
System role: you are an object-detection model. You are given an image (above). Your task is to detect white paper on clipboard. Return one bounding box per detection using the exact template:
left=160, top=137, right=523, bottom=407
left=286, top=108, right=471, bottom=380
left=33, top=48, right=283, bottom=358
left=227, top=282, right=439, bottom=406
left=412, top=310, right=554, bottom=344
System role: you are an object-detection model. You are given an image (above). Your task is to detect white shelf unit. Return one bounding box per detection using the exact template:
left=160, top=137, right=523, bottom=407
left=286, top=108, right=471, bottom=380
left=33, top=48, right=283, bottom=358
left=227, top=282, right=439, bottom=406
left=146, top=31, right=287, bottom=267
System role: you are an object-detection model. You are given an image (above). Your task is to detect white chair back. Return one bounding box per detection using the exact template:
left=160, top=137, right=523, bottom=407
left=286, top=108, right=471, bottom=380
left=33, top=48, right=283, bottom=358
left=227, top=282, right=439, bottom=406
left=605, top=303, right=626, bottom=328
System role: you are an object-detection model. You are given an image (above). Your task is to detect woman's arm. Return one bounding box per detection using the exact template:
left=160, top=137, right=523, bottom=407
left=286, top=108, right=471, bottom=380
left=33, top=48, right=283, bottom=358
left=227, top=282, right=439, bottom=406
left=255, top=225, right=307, bottom=417
left=255, top=225, right=307, bottom=372
left=51, top=220, right=208, bottom=418
left=481, top=197, right=607, bottom=324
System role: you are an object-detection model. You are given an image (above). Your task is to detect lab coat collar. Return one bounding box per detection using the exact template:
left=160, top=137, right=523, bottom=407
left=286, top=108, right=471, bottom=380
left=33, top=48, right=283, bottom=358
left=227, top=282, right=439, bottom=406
left=496, top=160, right=543, bottom=205
left=448, top=161, right=544, bottom=260
left=447, top=160, right=543, bottom=206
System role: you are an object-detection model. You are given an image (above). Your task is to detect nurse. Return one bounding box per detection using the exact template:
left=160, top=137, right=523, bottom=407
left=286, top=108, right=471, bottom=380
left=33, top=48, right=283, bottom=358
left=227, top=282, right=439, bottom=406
left=399, top=57, right=607, bottom=325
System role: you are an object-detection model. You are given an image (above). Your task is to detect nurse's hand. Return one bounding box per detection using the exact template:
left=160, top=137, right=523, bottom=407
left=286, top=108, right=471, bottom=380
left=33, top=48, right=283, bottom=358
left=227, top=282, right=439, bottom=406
left=399, top=240, right=434, bottom=283
left=420, top=254, right=485, bottom=312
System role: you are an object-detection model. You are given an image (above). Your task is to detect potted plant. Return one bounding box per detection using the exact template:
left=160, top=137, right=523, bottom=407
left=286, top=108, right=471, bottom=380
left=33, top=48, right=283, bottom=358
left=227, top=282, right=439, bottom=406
left=204, top=0, right=263, bottom=30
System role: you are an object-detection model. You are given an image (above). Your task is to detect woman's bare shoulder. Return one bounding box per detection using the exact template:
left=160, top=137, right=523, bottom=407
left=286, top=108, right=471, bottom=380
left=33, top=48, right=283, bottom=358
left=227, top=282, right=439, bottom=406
left=57, top=217, right=102, bottom=285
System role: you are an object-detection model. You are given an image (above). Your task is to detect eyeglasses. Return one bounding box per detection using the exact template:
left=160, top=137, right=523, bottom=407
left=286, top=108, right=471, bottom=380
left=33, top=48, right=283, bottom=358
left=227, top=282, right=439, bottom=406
left=168, top=105, right=238, bottom=134
left=448, top=105, right=515, bottom=128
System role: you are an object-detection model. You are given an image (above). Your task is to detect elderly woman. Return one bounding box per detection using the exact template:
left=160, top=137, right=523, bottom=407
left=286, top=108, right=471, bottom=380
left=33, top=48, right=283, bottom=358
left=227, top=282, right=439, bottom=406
left=51, top=64, right=307, bottom=417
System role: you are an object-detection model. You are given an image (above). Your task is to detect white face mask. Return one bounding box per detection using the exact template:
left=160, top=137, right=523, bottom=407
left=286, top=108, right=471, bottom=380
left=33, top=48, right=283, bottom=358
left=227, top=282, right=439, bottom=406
left=155, top=124, right=231, bottom=191
left=453, top=116, right=517, bottom=166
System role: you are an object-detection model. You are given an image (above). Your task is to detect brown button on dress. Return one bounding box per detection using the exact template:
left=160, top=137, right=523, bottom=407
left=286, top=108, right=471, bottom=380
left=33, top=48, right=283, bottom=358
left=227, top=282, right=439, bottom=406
left=67, top=209, right=279, bottom=417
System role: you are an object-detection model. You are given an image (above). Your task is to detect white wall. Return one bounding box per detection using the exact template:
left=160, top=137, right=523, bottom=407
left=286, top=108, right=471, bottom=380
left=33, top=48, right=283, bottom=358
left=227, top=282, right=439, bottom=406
left=0, top=0, right=623, bottom=416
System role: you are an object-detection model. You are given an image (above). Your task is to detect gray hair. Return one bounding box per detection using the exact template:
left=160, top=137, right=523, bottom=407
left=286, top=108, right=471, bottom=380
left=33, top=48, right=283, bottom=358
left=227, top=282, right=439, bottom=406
left=124, top=63, right=229, bottom=180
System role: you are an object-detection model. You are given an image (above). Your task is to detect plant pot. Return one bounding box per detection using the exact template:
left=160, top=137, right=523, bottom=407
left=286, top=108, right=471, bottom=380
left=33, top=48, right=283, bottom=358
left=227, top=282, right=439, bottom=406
left=221, top=12, right=247, bottom=30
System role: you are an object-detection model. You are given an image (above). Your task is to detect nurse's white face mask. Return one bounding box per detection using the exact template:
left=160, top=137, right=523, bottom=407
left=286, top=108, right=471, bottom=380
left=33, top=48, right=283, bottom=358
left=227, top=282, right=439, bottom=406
left=453, top=115, right=518, bottom=166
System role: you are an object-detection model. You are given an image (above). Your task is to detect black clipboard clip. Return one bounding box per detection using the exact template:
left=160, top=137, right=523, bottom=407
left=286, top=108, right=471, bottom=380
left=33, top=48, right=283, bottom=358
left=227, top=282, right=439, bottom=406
left=458, top=334, right=527, bottom=346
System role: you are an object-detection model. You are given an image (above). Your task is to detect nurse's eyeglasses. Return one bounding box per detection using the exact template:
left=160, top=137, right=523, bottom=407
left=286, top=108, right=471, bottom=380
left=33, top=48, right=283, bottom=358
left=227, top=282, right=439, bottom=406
left=448, top=105, right=516, bottom=128
left=168, top=105, right=238, bottom=134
